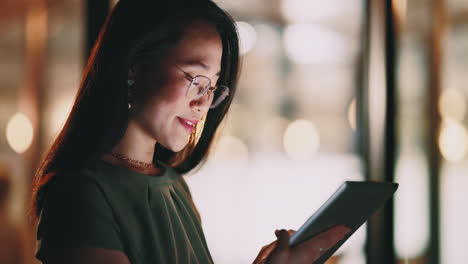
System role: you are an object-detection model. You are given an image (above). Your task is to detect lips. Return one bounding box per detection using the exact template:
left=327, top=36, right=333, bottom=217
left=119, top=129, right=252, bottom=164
left=177, top=117, right=199, bottom=133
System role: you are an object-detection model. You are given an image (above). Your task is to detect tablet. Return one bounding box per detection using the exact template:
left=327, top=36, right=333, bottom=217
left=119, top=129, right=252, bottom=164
left=289, top=181, right=398, bottom=263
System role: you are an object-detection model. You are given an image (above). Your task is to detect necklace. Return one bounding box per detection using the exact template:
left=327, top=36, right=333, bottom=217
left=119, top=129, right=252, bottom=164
left=110, top=152, right=155, bottom=173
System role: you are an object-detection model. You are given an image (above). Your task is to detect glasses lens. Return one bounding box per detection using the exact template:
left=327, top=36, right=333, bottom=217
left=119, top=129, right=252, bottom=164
left=187, top=76, right=210, bottom=99
left=210, top=85, right=229, bottom=108
left=188, top=77, right=229, bottom=108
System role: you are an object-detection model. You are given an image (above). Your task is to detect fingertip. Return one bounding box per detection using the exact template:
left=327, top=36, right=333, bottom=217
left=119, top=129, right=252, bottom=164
left=275, top=229, right=288, bottom=237
left=276, top=229, right=290, bottom=248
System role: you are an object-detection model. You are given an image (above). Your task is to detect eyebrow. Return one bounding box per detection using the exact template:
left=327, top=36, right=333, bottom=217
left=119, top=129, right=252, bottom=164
left=184, top=60, right=221, bottom=76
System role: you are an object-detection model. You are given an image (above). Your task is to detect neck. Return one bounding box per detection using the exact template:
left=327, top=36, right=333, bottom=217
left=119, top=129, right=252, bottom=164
left=111, top=120, right=156, bottom=163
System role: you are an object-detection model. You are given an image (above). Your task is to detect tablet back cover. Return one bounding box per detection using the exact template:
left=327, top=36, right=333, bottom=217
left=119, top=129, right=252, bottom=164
left=289, top=181, right=399, bottom=263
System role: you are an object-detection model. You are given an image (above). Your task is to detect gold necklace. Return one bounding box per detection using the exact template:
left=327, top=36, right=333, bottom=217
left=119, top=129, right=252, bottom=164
left=110, top=152, right=155, bottom=172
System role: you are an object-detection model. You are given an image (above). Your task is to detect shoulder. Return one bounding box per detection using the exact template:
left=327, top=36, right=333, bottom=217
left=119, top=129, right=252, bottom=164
left=37, top=165, right=124, bottom=259
left=39, top=166, right=118, bottom=229
left=42, top=165, right=113, bottom=213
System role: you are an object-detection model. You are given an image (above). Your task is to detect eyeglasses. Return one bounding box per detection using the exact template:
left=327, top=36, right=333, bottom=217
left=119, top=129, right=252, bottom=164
left=175, top=66, right=229, bottom=109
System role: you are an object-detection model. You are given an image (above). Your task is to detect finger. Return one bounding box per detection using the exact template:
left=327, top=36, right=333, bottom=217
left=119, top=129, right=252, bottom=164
left=253, top=240, right=278, bottom=264
left=261, top=241, right=278, bottom=259
left=265, top=230, right=291, bottom=264
left=295, top=225, right=351, bottom=260
left=253, top=229, right=286, bottom=264
left=275, top=229, right=290, bottom=250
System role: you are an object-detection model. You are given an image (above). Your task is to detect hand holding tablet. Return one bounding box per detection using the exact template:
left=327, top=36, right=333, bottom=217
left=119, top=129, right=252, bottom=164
left=253, top=181, right=398, bottom=264
left=253, top=225, right=351, bottom=264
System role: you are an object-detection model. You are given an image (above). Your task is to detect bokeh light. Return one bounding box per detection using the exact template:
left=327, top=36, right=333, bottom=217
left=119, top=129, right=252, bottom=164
left=46, top=96, right=73, bottom=139
left=283, top=24, right=347, bottom=65
left=392, top=0, right=408, bottom=25
left=6, top=112, right=34, bottom=154
left=236, top=21, right=257, bottom=55
left=283, top=119, right=320, bottom=160
left=439, top=88, right=466, bottom=121
left=439, top=118, right=468, bottom=162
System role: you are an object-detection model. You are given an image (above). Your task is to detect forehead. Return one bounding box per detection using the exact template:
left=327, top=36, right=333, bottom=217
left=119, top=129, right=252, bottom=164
left=169, top=21, right=223, bottom=68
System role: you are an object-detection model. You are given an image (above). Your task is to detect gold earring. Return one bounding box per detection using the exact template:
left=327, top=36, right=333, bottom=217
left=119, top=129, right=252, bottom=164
left=190, top=114, right=207, bottom=144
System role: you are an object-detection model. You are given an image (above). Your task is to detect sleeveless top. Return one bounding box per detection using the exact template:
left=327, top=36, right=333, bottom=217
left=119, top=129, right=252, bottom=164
left=35, top=159, right=214, bottom=264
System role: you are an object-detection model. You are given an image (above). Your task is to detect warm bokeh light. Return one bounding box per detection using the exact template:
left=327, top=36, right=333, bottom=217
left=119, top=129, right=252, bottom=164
left=348, top=98, right=357, bottom=131
left=283, top=23, right=347, bottom=65
left=46, top=96, right=73, bottom=140
left=392, top=0, right=408, bottom=25
left=439, top=118, right=468, bottom=162
left=236, top=21, right=257, bottom=55
left=212, top=135, right=249, bottom=164
left=439, top=88, right=466, bottom=121
left=283, top=119, right=320, bottom=160
left=6, top=112, right=34, bottom=154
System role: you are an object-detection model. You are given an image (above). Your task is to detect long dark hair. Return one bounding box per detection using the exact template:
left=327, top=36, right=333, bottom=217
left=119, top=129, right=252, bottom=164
left=30, top=0, right=240, bottom=220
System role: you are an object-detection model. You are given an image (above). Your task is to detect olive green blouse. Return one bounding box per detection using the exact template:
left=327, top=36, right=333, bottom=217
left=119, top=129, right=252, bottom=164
left=35, top=159, right=214, bottom=264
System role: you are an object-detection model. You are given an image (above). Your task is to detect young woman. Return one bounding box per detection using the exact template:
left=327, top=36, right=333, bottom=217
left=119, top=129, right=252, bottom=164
left=30, top=0, right=349, bottom=263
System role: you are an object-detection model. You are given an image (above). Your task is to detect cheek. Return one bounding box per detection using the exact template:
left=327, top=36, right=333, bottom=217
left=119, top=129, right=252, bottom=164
left=137, top=83, right=188, bottom=133
left=162, top=84, right=187, bottom=104
left=146, top=75, right=187, bottom=105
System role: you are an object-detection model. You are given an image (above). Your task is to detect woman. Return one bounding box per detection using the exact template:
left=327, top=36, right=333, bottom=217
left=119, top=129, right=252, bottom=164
left=30, top=0, right=349, bottom=263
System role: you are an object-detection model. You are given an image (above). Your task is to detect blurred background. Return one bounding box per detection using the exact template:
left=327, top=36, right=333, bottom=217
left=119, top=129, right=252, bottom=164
left=0, top=0, right=467, bottom=263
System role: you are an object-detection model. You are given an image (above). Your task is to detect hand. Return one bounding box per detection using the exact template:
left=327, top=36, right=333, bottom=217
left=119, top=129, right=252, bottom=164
left=252, top=225, right=351, bottom=264
left=253, top=230, right=296, bottom=264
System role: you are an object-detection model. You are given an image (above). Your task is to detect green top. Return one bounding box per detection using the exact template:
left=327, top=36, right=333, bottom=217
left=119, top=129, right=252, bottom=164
left=35, top=159, right=214, bottom=264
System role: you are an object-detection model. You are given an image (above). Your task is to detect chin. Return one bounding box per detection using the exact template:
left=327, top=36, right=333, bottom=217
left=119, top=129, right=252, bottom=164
left=162, top=139, right=190, bottom=153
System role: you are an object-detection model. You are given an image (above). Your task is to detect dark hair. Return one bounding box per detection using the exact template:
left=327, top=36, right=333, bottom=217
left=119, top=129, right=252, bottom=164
left=30, top=0, right=240, bottom=220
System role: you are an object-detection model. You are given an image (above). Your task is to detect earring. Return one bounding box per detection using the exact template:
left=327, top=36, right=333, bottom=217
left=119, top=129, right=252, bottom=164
left=191, top=114, right=207, bottom=144
left=127, top=79, right=134, bottom=110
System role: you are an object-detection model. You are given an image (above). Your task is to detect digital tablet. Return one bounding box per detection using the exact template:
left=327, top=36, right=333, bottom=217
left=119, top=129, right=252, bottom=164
left=289, top=181, right=399, bottom=263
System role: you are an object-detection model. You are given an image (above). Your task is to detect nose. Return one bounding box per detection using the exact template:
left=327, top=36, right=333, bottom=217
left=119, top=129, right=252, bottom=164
left=190, top=93, right=212, bottom=113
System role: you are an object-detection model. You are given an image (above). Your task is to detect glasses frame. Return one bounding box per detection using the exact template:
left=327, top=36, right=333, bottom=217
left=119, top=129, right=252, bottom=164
left=175, top=66, right=229, bottom=109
